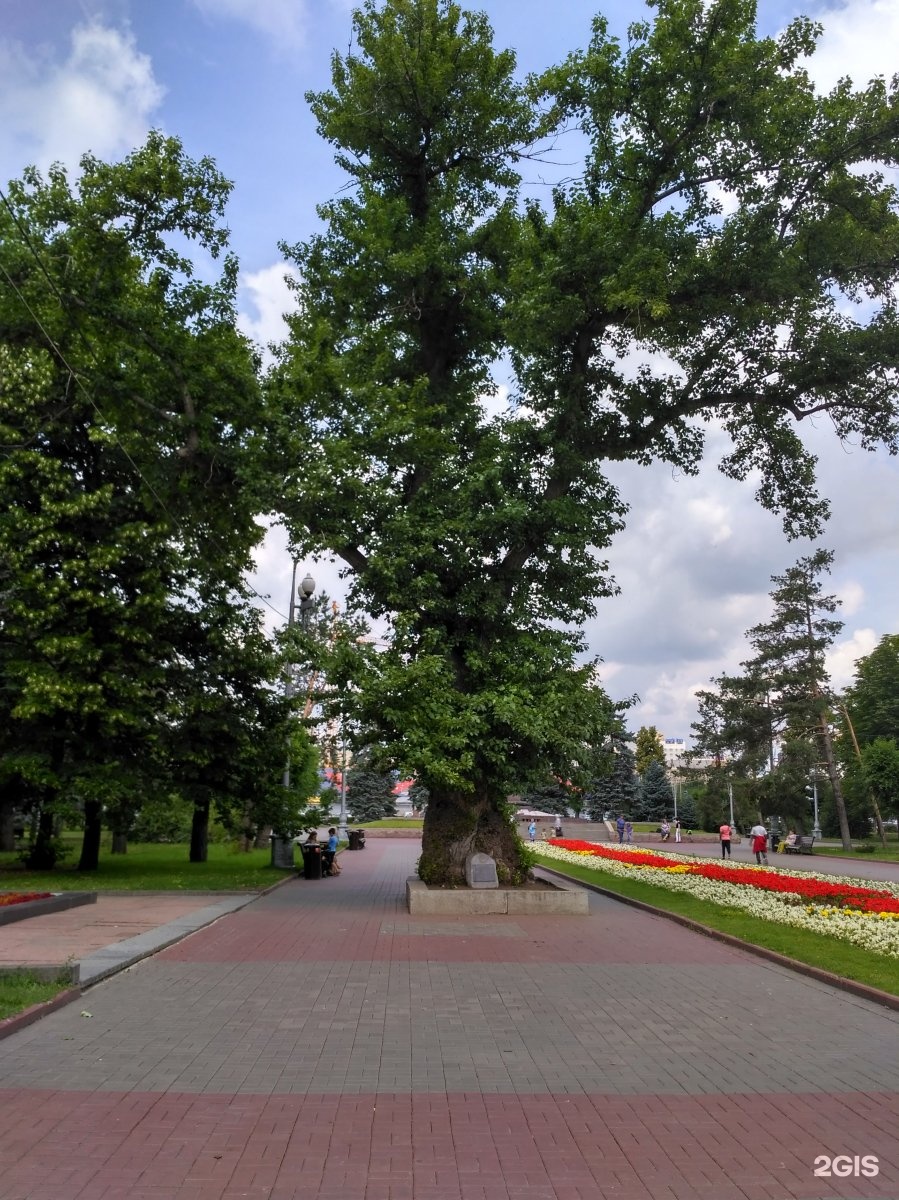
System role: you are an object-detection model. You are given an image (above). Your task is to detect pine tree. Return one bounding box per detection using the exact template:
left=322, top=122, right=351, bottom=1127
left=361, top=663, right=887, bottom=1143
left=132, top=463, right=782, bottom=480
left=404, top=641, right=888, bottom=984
left=587, top=743, right=638, bottom=819
left=745, top=549, right=851, bottom=849
left=640, top=760, right=674, bottom=822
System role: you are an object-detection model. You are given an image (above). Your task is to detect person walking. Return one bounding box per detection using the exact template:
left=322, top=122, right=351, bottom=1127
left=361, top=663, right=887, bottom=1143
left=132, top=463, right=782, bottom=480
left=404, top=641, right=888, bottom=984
left=674, top=819, right=682, bottom=843
left=554, top=814, right=563, bottom=837
left=528, top=820, right=537, bottom=843
left=750, top=822, right=769, bottom=866
left=625, top=820, right=633, bottom=844
left=616, top=814, right=625, bottom=844
left=719, top=822, right=733, bottom=859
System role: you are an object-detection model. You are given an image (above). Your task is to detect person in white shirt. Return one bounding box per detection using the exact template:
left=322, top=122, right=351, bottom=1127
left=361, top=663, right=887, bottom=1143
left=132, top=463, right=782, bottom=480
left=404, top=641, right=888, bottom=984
left=749, top=823, right=769, bottom=865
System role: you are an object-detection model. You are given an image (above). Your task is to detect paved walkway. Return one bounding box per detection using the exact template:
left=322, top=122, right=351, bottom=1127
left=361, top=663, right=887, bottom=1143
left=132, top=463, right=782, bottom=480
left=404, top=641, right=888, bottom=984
left=1, top=839, right=897, bottom=1199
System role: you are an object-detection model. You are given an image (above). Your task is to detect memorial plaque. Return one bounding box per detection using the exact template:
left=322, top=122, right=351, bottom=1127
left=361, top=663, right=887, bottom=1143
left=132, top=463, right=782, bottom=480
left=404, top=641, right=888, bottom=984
left=465, top=851, right=498, bottom=889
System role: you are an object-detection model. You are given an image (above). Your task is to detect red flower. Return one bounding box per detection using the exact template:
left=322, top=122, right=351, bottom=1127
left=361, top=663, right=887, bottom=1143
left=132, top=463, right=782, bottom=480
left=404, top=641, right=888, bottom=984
left=550, top=840, right=899, bottom=913
left=0, top=891, right=53, bottom=907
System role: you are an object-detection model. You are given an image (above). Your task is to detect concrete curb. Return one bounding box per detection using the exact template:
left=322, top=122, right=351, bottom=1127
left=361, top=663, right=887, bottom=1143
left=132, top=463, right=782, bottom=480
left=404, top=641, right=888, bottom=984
left=0, top=891, right=96, bottom=927
left=406, top=874, right=588, bottom=914
left=0, top=874, right=296, bottom=1041
left=536, top=865, right=899, bottom=1014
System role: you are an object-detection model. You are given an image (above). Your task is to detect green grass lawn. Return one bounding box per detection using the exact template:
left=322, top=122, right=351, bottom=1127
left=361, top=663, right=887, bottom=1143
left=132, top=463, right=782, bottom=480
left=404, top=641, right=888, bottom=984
left=814, top=836, right=899, bottom=862
left=0, top=972, right=73, bottom=1021
left=0, top=842, right=282, bottom=892
left=535, top=851, right=899, bottom=997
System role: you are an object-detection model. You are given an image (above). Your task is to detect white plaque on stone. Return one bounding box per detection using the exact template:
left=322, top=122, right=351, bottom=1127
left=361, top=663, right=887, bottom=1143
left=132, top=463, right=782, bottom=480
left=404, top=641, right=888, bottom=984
left=465, top=852, right=498, bottom=889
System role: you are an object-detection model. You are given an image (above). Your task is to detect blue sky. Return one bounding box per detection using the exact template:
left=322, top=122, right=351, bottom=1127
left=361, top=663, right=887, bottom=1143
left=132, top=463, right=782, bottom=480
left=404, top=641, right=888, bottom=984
left=3, top=0, right=899, bottom=739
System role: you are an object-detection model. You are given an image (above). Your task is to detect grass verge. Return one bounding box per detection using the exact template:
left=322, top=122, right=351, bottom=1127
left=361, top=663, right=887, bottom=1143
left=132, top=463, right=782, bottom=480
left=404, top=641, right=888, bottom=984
left=0, top=842, right=281, bottom=892
left=535, top=852, right=899, bottom=998
left=0, top=973, right=73, bottom=1021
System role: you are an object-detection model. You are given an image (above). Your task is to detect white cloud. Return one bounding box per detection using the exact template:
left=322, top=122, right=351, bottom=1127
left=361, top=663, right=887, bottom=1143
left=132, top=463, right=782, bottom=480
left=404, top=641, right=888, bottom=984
left=827, top=627, right=878, bottom=691
left=0, top=23, right=164, bottom=181
left=836, top=579, right=865, bottom=617
left=805, top=0, right=899, bottom=92
left=237, top=263, right=299, bottom=363
left=191, top=0, right=309, bottom=49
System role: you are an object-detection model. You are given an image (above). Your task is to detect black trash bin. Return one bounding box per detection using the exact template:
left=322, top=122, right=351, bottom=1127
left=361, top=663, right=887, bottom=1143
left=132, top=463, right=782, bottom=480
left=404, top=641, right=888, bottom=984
left=770, top=832, right=779, bottom=853
left=300, top=843, right=322, bottom=879
left=355, top=829, right=366, bottom=850
left=347, top=830, right=361, bottom=850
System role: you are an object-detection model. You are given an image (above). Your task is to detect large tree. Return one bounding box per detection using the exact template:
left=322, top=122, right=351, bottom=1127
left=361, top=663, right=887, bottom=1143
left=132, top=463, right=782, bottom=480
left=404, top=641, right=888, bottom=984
left=269, top=0, right=899, bottom=885
left=0, top=134, right=268, bottom=868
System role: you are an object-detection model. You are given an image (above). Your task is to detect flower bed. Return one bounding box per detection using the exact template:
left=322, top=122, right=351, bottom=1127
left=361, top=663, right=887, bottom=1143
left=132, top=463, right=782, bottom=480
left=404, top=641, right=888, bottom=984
left=541, top=840, right=899, bottom=958
left=0, top=892, right=53, bottom=907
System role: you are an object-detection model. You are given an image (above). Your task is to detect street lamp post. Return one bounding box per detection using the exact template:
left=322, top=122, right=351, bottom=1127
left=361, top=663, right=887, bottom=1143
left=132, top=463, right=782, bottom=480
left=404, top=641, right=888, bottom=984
left=282, top=564, right=316, bottom=791
left=727, top=780, right=736, bottom=830
left=806, top=775, right=822, bottom=840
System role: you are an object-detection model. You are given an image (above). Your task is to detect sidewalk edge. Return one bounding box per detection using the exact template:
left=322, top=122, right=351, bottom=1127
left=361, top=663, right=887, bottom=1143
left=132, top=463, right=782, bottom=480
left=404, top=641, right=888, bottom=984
left=536, top=865, right=899, bottom=1014
left=0, top=873, right=296, bottom=1040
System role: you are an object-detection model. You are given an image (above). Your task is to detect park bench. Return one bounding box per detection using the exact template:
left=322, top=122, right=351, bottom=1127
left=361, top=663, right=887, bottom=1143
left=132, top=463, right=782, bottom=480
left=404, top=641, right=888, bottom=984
left=784, top=835, right=815, bottom=855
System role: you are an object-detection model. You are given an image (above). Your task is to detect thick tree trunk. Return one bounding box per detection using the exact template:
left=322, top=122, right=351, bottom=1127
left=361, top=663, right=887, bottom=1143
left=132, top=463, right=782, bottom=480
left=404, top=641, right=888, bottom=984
left=26, top=807, right=58, bottom=870
left=419, top=789, right=527, bottom=886
left=110, top=832, right=128, bottom=854
left=78, top=799, right=103, bottom=871
left=189, top=801, right=210, bottom=863
left=0, top=799, right=15, bottom=852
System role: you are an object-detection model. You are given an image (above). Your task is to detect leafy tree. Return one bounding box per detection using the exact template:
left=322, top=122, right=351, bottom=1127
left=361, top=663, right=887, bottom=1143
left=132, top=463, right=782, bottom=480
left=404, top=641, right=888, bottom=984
left=0, top=134, right=269, bottom=869
left=634, top=726, right=665, bottom=777
left=860, top=738, right=899, bottom=825
left=269, top=0, right=899, bottom=884
left=842, top=635, right=899, bottom=746
left=638, top=759, right=674, bottom=822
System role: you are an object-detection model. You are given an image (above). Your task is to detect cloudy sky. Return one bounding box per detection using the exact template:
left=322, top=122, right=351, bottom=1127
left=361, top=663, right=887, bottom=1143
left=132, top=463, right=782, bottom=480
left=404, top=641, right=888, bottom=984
left=3, top=0, right=898, bottom=740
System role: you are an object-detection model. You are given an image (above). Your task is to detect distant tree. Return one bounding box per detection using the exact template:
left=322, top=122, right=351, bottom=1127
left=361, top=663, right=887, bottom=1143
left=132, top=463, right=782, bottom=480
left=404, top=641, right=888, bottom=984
left=634, top=727, right=665, bottom=777
left=638, top=759, right=674, bottom=822
left=408, top=782, right=430, bottom=814
left=745, top=550, right=851, bottom=849
left=519, top=778, right=571, bottom=817
left=346, top=751, right=398, bottom=823
left=586, top=742, right=638, bottom=819
left=675, top=790, right=697, bottom=831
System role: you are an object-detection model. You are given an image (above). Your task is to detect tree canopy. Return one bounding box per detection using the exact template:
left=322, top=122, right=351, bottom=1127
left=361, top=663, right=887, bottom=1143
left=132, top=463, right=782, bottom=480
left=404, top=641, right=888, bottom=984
left=268, top=0, right=899, bottom=883
left=0, top=134, right=280, bottom=867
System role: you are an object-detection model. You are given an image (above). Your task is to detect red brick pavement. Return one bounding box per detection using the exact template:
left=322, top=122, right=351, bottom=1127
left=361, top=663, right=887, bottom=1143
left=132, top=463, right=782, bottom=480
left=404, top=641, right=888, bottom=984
left=0, top=1089, right=896, bottom=1199
left=1, top=839, right=898, bottom=1200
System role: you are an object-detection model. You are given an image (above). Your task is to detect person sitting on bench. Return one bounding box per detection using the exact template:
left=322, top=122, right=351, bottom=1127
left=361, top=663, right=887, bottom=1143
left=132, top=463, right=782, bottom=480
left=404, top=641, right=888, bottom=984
left=777, top=830, right=797, bottom=853
left=322, top=827, right=342, bottom=876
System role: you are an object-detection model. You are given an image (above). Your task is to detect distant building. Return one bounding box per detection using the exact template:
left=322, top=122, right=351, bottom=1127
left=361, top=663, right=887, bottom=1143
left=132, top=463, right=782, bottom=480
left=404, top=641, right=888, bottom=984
left=661, top=736, right=687, bottom=770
